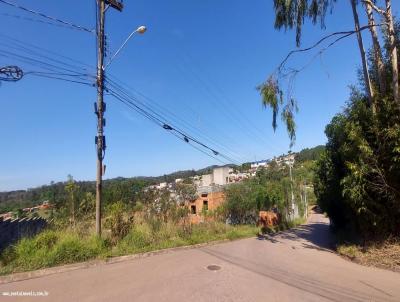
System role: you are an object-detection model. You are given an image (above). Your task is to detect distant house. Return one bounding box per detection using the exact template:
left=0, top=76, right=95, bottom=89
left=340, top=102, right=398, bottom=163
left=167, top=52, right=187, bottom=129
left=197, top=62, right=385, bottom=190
left=200, top=166, right=231, bottom=187
left=250, top=160, right=269, bottom=169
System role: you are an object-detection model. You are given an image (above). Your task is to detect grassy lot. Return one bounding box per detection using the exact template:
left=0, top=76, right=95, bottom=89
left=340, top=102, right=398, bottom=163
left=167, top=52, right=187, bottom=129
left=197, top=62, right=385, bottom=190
left=337, top=239, right=400, bottom=272
left=0, top=222, right=258, bottom=276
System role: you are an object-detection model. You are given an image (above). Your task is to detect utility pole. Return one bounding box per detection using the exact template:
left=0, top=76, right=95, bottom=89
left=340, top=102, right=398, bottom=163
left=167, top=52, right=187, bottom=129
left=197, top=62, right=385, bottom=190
left=288, top=162, right=294, bottom=220
left=95, top=0, right=123, bottom=236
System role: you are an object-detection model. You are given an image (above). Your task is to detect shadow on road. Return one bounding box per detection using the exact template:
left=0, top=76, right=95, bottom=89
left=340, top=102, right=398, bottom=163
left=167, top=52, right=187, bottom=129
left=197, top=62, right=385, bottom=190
left=259, top=221, right=335, bottom=252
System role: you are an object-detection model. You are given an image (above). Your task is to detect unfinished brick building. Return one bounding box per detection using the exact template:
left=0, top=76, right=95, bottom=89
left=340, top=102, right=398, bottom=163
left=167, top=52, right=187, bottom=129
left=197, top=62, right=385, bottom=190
left=188, top=190, right=225, bottom=224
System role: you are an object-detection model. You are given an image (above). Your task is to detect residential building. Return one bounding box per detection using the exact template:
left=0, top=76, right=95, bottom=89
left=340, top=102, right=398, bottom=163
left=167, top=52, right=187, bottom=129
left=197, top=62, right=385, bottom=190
left=200, top=166, right=231, bottom=186
left=188, top=189, right=225, bottom=224
left=250, top=160, right=269, bottom=169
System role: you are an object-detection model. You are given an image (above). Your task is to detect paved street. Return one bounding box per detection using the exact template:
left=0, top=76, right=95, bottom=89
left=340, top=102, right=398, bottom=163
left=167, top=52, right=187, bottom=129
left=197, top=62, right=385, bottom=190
left=1, top=213, right=400, bottom=302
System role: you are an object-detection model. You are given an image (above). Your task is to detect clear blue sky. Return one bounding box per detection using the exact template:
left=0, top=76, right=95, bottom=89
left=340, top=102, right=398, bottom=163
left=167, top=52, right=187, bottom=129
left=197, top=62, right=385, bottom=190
left=0, top=0, right=398, bottom=191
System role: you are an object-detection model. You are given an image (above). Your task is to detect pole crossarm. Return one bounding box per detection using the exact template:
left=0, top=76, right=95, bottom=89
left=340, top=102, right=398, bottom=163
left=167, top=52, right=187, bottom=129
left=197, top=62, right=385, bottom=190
left=105, top=0, right=123, bottom=12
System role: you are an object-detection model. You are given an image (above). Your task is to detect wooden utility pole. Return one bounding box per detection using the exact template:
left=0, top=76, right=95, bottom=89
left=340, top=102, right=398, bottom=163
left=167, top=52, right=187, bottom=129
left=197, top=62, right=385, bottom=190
left=95, top=0, right=123, bottom=236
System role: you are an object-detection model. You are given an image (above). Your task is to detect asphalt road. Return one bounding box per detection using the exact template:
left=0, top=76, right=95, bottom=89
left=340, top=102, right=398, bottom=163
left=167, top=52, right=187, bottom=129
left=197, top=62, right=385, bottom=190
left=1, top=213, right=400, bottom=302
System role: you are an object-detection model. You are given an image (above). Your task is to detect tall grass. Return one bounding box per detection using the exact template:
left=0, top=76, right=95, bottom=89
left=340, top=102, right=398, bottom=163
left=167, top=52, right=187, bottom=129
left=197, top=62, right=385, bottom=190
left=0, top=221, right=258, bottom=275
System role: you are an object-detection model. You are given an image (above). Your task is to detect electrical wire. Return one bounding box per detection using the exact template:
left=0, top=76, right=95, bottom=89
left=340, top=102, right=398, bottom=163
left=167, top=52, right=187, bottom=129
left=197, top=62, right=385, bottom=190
left=0, top=33, right=96, bottom=73
left=0, top=34, right=250, bottom=165
left=175, top=46, right=287, bottom=154
left=105, top=77, right=250, bottom=164
left=0, top=48, right=92, bottom=78
left=0, top=0, right=94, bottom=33
left=107, top=87, right=241, bottom=165
left=105, top=80, right=243, bottom=164
left=0, top=34, right=254, bottom=164
left=26, top=72, right=94, bottom=86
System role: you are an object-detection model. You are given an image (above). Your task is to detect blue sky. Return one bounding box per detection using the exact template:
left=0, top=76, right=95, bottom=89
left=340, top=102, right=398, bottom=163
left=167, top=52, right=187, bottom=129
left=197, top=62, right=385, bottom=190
left=0, top=0, right=398, bottom=191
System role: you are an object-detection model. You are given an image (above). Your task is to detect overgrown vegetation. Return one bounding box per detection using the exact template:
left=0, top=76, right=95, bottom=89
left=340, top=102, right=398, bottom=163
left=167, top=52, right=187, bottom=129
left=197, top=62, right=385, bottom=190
left=314, top=21, right=400, bottom=239
left=0, top=209, right=257, bottom=275
left=223, top=159, right=316, bottom=227
left=0, top=165, right=238, bottom=214
left=0, top=148, right=322, bottom=275
left=0, top=175, right=260, bottom=275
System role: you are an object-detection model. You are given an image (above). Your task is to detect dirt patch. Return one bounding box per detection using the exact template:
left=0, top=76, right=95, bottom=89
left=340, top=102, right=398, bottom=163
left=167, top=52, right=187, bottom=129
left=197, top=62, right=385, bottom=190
left=337, top=239, right=400, bottom=272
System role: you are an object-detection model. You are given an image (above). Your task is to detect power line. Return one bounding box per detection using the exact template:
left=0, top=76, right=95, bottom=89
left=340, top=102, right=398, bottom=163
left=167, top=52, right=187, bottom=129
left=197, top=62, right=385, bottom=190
left=105, top=81, right=242, bottom=165
left=0, top=0, right=94, bottom=33
left=174, top=45, right=288, bottom=155
left=0, top=48, right=93, bottom=77
left=107, top=86, right=241, bottom=165
left=105, top=77, right=249, bottom=164
left=26, top=72, right=94, bottom=86
left=0, top=33, right=254, bottom=163
left=1, top=12, right=89, bottom=31
left=109, top=89, right=232, bottom=165
left=0, top=33, right=95, bottom=73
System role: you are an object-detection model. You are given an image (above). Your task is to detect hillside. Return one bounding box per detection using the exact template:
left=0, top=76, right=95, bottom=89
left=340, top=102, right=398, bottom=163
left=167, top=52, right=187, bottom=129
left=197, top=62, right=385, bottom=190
left=0, top=146, right=324, bottom=213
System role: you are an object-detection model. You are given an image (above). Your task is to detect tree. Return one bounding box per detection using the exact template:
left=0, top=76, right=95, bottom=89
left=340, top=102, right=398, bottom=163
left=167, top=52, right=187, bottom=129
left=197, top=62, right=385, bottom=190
left=175, top=182, right=197, bottom=206
left=384, top=0, right=399, bottom=103
left=350, top=0, right=374, bottom=106
left=65, top=175, right=79, bottom=228
left=314, top=84, right=400, bottom=237
left=361, top=0, right=399, bottom=103
left=364, top=1, right=386, bottom=96
left=263, top=0, right=399, bottom=144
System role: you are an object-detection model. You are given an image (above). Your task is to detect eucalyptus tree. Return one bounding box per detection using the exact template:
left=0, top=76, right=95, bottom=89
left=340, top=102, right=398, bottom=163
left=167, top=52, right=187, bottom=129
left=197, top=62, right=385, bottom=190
left=261, top=0, right=399, bottom=144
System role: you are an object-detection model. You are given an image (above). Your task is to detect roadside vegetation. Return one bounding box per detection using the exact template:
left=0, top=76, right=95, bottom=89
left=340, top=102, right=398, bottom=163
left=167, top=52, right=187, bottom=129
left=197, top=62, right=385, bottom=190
left=224, top=156, right=316, bottom=232
left=261, top=2, right=400, bottom=270
left=313, top=22, right=400, bottom=269
left=0, top=149, right=320, bottom=275
left=0, top=195, right=257, bottom=275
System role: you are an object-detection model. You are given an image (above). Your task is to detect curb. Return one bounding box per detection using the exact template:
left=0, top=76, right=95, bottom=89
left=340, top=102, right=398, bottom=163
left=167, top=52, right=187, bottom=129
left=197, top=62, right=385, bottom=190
left=0, top=238, right=242, bottom=284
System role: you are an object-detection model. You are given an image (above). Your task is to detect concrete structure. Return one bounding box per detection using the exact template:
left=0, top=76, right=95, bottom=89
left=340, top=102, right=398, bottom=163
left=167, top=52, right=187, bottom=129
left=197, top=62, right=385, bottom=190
left=200, top=166, right=230, bottom=187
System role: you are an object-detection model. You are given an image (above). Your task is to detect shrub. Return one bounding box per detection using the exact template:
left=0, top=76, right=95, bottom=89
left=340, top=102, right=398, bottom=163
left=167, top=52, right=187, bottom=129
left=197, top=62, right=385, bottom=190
left=0, top=230, right=108, bottom=273
left=116, top=223, right=153, bottom=254
left=104, top=201, right=132, bottom=245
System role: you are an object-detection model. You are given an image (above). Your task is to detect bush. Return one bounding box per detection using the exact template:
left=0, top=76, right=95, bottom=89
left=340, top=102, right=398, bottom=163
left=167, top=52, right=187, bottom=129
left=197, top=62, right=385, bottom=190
left=314, top=94, right=400, bottom=238
left=115, top=223, right=154, bottom=254
left=1, top=216, right=258, bottom=275
left=104, top=201, right=132, bottom=245
left=0, top=229, right=108, bottom=273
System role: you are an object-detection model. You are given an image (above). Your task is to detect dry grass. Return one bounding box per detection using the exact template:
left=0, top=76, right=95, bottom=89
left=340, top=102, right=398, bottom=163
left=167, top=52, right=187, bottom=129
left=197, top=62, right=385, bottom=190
left=337, top=238, right=400, bottom=272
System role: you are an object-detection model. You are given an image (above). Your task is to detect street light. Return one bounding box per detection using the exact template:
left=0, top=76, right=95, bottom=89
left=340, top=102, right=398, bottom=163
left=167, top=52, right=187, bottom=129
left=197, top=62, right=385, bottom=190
left=104, top=25, right=147, bottom=69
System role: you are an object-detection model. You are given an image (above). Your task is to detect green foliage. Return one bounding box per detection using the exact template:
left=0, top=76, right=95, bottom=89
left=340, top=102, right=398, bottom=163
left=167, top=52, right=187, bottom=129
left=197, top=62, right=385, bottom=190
left=273, top=0, right=336, bottom=47
left=258, top=76, right=283, bottom=131
left=115, top=221, right=258, bottom=256
left=224, top=161, right=314, bottom=224
left=104, top=201, right=132, bottom=245
left=315, top=93, right=400, bottom=237
left=175, top=182, right=198, bottom=205
left=295, top=145, right=325, bottom=162
left=0, top=230, right=108, bottom=273
left=258, top=77, right=298, bottom=147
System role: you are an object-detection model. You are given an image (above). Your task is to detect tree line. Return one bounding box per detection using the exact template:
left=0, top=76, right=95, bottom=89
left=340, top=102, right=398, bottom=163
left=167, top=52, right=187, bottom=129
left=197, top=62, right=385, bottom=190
left=263, top=1, right=400, bottom=239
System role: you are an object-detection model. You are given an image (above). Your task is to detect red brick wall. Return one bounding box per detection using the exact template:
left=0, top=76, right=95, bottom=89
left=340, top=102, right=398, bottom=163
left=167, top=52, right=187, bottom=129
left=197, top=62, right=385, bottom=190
left=188, top=191, right=225, bottom=224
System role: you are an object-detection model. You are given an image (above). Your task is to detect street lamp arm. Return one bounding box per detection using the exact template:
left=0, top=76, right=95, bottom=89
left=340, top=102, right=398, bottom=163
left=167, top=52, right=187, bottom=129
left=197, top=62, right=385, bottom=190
left=104, top=25, right=147, bottom=69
